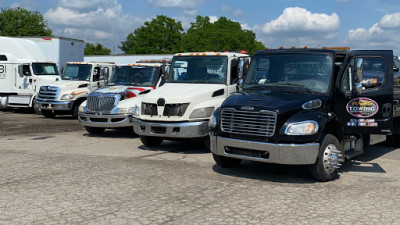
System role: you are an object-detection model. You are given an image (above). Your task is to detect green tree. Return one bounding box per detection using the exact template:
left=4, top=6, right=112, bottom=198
left=120, top=15, right=183, bottom=54
left=84, top=43, right=111, bottom=55
left=183, top=16, right=265, bottom=55
left=0, top=7, right=52, bottom=36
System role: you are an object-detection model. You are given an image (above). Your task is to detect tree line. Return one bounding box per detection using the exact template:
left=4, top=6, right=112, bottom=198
left=0, top=7, right=265, bottom=55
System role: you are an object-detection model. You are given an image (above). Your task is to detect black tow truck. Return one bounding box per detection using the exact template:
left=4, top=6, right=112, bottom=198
left=209, top=48, right=400, bottom=181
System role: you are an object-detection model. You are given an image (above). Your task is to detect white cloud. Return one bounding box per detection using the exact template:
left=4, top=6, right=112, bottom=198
left=10, top=0, right=39, bottom=11
left=221, top=4, right=243, bottom=17
left=346, top=12, right=400, bottom=52
left=44, top=1, right=145, bottom=53
left=148, top=0, right=205, bottom=9
left=258, top=7, right=340, bottom=48
left=209, top=16, right=218, bottom=23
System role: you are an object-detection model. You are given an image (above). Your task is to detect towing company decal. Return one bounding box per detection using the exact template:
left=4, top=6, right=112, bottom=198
left=346, top=97, right=379, bottom=118
left=347, top=118, right=378, bottom=127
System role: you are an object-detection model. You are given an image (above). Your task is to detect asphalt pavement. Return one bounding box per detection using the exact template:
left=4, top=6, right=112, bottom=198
left=0, top=110, right=399, bottom=224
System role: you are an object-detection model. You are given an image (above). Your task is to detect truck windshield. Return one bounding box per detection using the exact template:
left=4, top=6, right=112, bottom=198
left=168, top=56, right=227, bottom=84
left=108, top=66, right=159, bottom=86
left=244, top=54, right=333, bottom=93
left=62, top=64, right=92, bottom=81
left=32, top=63, right=59, bottom=75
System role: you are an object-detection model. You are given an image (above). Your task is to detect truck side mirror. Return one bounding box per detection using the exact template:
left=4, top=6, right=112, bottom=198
left=237, top=59, right=244, bottom=92
left=355, top=82, right=363, bottom=95
left=355, top=58, right=363, bottom=82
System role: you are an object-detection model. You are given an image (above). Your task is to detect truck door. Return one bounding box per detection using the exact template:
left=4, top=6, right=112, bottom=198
left=335, top=50, right=393, bottom=134
left=17, top=64, right=34, bottom=95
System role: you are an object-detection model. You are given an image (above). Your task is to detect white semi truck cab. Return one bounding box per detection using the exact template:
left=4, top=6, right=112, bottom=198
left=0, top=37, right=61, bottom=110
left=35, top=62, right=114, bottom=118
left=133, top=52, right=250, bottom=147
left=78, top=61, right=169, bottom=134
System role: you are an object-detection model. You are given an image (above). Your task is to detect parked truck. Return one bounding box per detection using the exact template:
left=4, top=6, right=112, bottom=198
left=209, top=48, right=400, bottom=181
left=133, top=52, right=250, bottom=147
left=0, top=37, right=60, bottom=110
left=35, top=62, right=114, bottom=118
left=78, top=60, right=170, bottom=134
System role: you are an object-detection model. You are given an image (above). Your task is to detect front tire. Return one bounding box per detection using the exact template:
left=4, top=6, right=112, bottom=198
left=213, top=153, right=242, bottom=168
left=309, top=134, right=344, bottom=182
left=140, top=136, right=163, bottom=147
left=41, top=110, right=56, bottom=118
left=85, top=126, right=105, bottom=134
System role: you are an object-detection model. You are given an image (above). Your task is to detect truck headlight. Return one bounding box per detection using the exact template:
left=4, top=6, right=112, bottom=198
left=208, top=108, right=219, bottom=129
left=117, top=107, right=136, bottom=114
left=78, top=105, right=85, bottom=113
left=285, top=121, right=319, bottom=135
left=133, top=105, right=140, bottom=116
left=60, top=93, right=76, bottom=100
left=189, top=107, right=215, bottom=119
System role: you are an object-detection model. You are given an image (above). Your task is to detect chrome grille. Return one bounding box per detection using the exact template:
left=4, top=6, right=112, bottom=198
left=37, top=86, right=60, bottom=101
left=86, top=93, right=119, bottom=113
left=163, top=103, right=189, bottom=117
left=142, top=102, right=158, bottom=116
left=221, top=108, right=277, bottom=137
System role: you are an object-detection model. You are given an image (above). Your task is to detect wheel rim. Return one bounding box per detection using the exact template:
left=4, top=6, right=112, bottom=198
left=322, top=144, right=343, bottom=174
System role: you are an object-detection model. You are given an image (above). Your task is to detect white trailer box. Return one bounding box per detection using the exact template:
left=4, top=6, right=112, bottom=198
left=17, top=36, right=84, bottom=71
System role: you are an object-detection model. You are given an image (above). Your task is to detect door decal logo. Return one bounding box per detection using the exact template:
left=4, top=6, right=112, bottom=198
left=346, top=97, right=379, bottom=118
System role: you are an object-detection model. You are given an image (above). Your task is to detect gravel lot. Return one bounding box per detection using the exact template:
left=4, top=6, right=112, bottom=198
left=0, top=109, right=399, bottom=224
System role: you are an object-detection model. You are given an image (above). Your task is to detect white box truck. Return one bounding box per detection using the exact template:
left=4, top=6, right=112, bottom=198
left=0, top=36, right=84, bottom=110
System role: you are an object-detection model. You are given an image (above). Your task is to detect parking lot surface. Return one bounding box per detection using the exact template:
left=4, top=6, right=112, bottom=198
left=0, top=110, right=400, bottom=224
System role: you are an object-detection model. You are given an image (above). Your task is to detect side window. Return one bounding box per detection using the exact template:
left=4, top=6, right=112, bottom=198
left=358, top=57, right=385, bottom=90
left=93, top=67, right=100, bottom=81
left=341, top=57, right=386, bottom=92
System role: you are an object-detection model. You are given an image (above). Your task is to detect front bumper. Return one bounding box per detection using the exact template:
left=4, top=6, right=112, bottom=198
left=210, top=134, right=319, bottom=165
left=133, top=119, right=208, bottom=138
left=36, top=100, right=74, bottom=111
left=78, top=112, right=133, bottom=128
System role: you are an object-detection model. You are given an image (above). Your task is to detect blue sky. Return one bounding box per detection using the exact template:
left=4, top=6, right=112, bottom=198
left=2, top=0, right=400, bottom=55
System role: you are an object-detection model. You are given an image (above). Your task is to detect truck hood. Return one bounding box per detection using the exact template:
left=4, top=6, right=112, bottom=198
left=93, top=85, right=155, bottom=100
left=142, top=83, right=226, bottom=104
left=36, top=75, right=61, bottom=87
left=222, top=90, right=327, bottom=116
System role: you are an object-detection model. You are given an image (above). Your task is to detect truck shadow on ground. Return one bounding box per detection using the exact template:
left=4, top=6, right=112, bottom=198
left=212, top=162, right=316, bottom=184
left=83, top=128, right=138, bottom=139
left=137, top=139, right=210, bottom=155
left=339, top=144, right=399, bottom=174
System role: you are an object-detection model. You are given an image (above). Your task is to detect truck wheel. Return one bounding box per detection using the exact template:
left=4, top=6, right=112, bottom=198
left=213, top=153, right=242, bottom=168
left=309, top=134, right=344, bottom=182
left=41, top=110, right=56, bottom=118
left=140, top=136, right=163, bottom=147
left=85, top=126, right=105, bottom=134
left=72, top=105, right=79, bottom=119
left=386, top=134, right=400, bottom=147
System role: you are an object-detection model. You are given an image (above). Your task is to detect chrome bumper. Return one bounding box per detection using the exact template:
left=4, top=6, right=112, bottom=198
left=78, top=112, right=133, bottom=128
left=210, top=134, right=319, bottom=165
left=36, top=100, right=74, bottom=111
left=133, top=119, right=208, bottom=138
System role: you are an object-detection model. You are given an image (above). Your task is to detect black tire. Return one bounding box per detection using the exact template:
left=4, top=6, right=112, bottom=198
left=203, top=136, right=210, bottom=152
left=41, top=110, right=56, bottom=118
left=84, top=126, right=105, bottom=134
left=33, top=102, right=41, bottom=115
left=140, top=136, right=163, bottom=147
left=72, top=104, right=79, bottom=119
left=386, top=134, right=400, bottom=147
left=213, top=153, right=242, bottom=168
left=309, top=134, right=344, bottom=182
